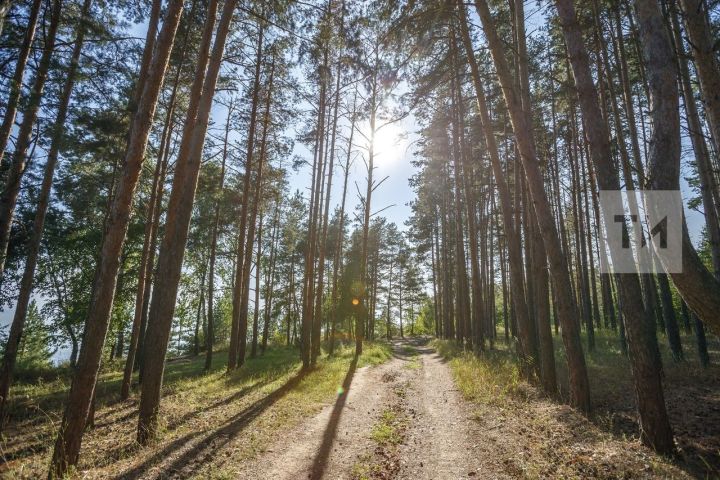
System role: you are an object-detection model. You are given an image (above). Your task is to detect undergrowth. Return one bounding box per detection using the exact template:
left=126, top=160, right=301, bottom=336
left=433, top=339, right=524, bottom=406
left=2, top=341, right=392, bottom=478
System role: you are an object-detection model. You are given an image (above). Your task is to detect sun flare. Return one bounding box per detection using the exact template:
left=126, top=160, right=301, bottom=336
left=372, top=122, right=406, bottom=163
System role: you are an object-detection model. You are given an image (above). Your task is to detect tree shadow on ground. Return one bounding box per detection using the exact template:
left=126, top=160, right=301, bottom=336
left=552, top=334, right=720, bottom=478
left=114, top=370, right=308, bottom=480
left=308, top=355, right=358, bottom=479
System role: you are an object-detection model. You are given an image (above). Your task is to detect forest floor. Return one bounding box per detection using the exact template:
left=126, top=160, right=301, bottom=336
left=1, top=332, right=718, bottom=479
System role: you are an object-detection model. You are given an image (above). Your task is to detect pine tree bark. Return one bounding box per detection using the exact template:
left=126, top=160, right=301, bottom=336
left=137, top=0, right=237, bottom=444
left=206, top=101, right=233, bottom=370
left=312, top=50, right=341, bottom=363
left=670, top=3, right=720, bottom=276
left=0, top=0, right=42, bottom=169
left=554, top=0, right=674, bottom=452
left=329, top=97, right=355, bottom=354
left=0, top=0, right=61, bottom=280
left=237, top=55, right=274, bottom=367
left=635, top=0, right=720, bottom=335
left=122, top=0, right=193, bottom=397
left=0, top=0, right=90, bottom=429
left=261, top=196, right=281, bottom=353
left=251, top=214, right=263, bottom=358
left=679, top=0, right=720, bottom=153
left=469, top=0, right=591, bottom=407
left=456, top=3, right=534, bottom=376
left=48, top=0, right=184, bottom=474
left=229, top=22, right=264, bottom=370
left=357, top=68, right=379, bottom=356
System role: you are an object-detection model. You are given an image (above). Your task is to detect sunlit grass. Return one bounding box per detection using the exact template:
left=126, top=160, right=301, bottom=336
left=433, top=339, right=524, bottom=406
left=2, top=341, right=392, bottom=478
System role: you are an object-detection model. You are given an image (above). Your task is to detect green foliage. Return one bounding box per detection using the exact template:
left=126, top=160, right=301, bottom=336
left=16, top=301, right=53, bottom=371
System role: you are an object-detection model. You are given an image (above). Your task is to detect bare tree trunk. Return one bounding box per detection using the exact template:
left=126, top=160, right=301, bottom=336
left=554, top=0, right=674, bottom=452
left=0, top=0, right=62, bottom=280
left=449, top=32, right=472, bottom=348
left=679, top=0, right=720, bottom=153
left=635, top=0, right=720, bottom=334
left=670, top=3, right=720, bottom=276
left=0, top=0, right=12, bottom=38
left=251, top=214, right=263, bottom=358
left=471, top=0, right=590, bottom=412
left=357, top=68, right=379, bottom=356
left=194, top=258, right=208, bottom=357
left=329, top=96, right=356, bottom=354
left=0, top=0, right=42, bottom=168
left=261, top=196, right=281, bottom=353
left=0, top=0, right=90, bottom=429
left=237, top=55, right=275, bottom=367
left=137, top=0, right=237, bottom=444
left=48, top=0, right=184, bottom=475
left=457, top=1, right=552, bottom=385
left=312, top=50, right=342, bottom=363
left=122, top=0, right=194, bottom=397
left=205, top=102, right=233, bottom=370
left=229, top=21, right=264, bottom=371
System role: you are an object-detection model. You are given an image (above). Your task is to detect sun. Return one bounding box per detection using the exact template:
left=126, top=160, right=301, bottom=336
left=372, top=122, right=406, bottom=163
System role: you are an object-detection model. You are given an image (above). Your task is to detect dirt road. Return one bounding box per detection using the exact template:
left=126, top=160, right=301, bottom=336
left=241, top=338, right=484, bottom=479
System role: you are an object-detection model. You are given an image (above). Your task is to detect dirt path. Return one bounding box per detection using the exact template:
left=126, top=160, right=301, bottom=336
left=243, top=339, right=483, bottom=479
left=395, top=341, right=485, bottom=479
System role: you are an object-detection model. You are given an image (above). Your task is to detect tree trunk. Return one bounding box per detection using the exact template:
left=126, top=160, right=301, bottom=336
left=472, top=0, right=591, bottom=412
left=229, top=22, right=264, bottom=371
left=635, top=0, right=720, bottom=335
left=122, top=0, right=193, bottom=397
left=237, top=55, right=275, bottom=367
left=251, top=214, right=263, bottom=358
left=329, top=96, right=356, bottom=354
left=137, top=0, right=237, bottom=444
left=449, top=33, right=473, bottom=348
left=457, top=1, right=553, bottom=385
left=0, top=0, right=90, bottom=429
left=48, top=0, right=184, bottom=475
left=312, top=50, right=341, bottom=363
left=554, top=0, right=674, bottom=452
left=0, top=0, right=62, bottom=280
left=205, top=101, right=233, bottom=370
left=261, top=196, right=281, bottom=353
left=679, top=0, right=720, bottom=154
left=670, top=2, right=720, bottom=276
left=0, top=0, right=42, bottom=169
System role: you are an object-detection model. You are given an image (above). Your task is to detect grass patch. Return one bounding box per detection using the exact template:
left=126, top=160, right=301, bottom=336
left=3, top=341, right=392, bottom=478
left=433, top=339, right=524, bottom=406
left=371, top=409, right=404, bottom=445
left=435, top=329, right=719, bottom=479
left=400, top=345, right=421, bottom=370
left=351, top=453, right=376, bottom=480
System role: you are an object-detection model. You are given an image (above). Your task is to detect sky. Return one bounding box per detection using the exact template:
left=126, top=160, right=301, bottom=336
left=0, top=0, right=711, bottom=362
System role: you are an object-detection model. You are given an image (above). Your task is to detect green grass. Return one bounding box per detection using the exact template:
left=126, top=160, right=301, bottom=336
left=3, top=341, right=393, bottom=478
left=433, top=339, right=524, bottom=406
left=400, top=344, right=421, bottom=370
left=432, top=329, right=709, bottom=479
left=371, top=409, right=404, bottom=445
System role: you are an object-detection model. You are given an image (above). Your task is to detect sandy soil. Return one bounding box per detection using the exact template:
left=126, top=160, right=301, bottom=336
left=242, top=338, right=700, bottom=480
left=236, top=350, right=399, bottom=479
left=243, top=339, right=486, bottom=479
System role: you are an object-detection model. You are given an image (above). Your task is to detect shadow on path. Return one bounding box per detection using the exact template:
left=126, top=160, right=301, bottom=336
left=114, top=371, right=307, bottom=480
left=308, top=356, right=358, bottom=479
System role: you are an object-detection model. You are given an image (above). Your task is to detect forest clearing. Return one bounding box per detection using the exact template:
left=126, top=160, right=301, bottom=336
left=0, top=0, right=719, bottom=477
